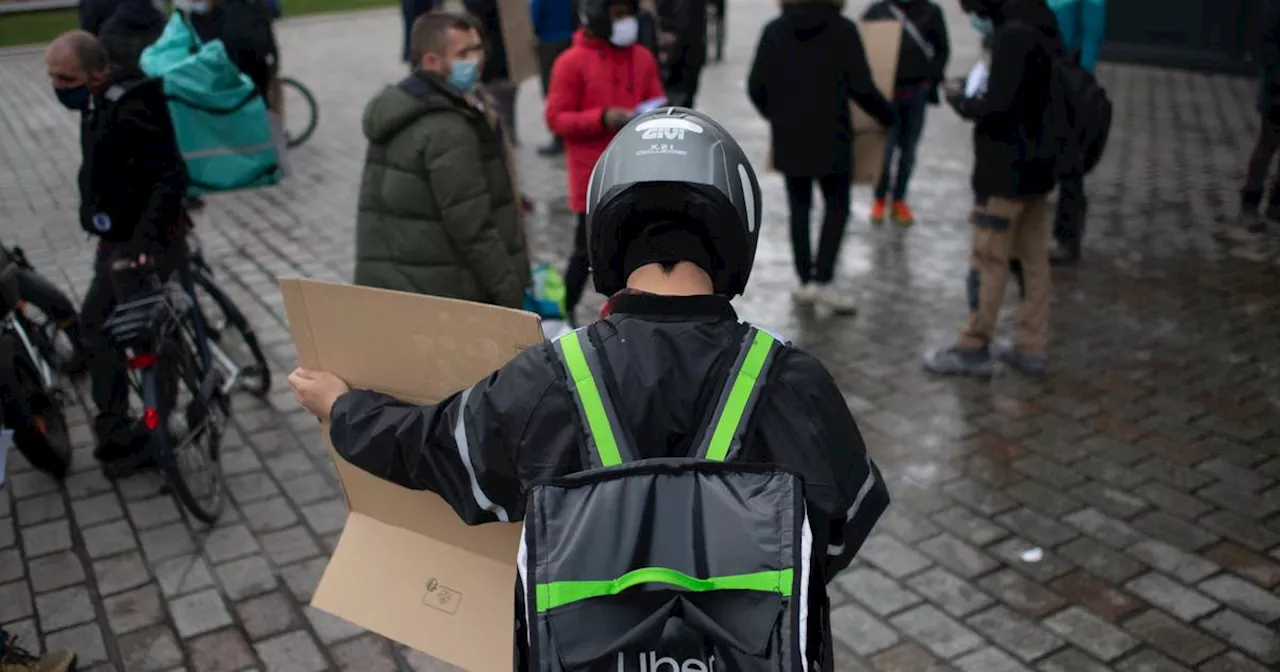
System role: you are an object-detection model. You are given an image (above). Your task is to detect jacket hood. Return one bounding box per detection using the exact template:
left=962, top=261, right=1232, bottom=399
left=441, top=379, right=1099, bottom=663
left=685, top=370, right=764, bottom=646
left=780, top=1, right=841, bottom=38
left=362, top=72, right=467, bottom=144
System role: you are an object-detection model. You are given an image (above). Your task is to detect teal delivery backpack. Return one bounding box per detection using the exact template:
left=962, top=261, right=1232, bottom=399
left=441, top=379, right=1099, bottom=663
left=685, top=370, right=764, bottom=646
left=139, top=13, right=281, bottom=195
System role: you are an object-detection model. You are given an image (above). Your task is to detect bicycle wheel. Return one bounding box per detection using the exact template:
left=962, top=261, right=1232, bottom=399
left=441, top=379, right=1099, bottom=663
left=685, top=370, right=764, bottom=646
left=0, top=332, right=70, bottom=480
left=191, top=270, right=272, bottom=397
left=152, top=325, right=226, bottom=523
left=281, top=77, right=318, bottom=148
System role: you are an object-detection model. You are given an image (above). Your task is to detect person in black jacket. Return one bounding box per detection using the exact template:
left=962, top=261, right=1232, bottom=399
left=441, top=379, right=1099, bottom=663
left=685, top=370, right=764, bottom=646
left=923, top=0, right=1060, bottom=378
left=747, top=0, right=895, bottom=315
left=289, top=109, right=887, bottom=668
left=862, top=0, right=949, bottom=227
left=81, top=0, right=165, bottom=69
left=654, top=0, right=706, bottom=107
left=46, top=30, right=189, bottom=463
left=182, top=0, right=279, bottom=99
left=463, top=0, right=519, bottom=145
left=1234, top=8, right=1280, bottom=239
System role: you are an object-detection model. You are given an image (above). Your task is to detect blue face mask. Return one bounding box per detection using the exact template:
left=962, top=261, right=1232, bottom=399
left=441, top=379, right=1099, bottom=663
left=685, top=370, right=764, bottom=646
left=54, top=85, right=91, bottom=111
left=969, top=13, right=994, bottom=36
left=447, top=59, right=480, bottom=93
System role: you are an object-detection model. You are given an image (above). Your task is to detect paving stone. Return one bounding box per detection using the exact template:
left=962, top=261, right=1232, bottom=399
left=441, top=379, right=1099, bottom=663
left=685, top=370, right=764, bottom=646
left=0, top=548, right=23, bottom=583
left=1073, top=456, right=1149, bottom=490
left=215, top=554, right=278, bottom=600
left=70, top=492, right=124, bottom=528
left=1135, top=459, right=1214, bottom=493
left=304, top=605, right=364, bottom=644
left=202, top=523, right=261, bottom=563
left=35, top=584, right=95, bottom=631
left=1197, top=574, right=1280, bottom=623
left=254, top=630, right=329, bottom=672
left=116, top=625, right=185, bottom=672
left=188, top=628, right=257, bottom=672
left=27, top=550, right=86, bottom=593
left=81, top=519, right=138, bottom=559
left=8, top=470, right=59, bottom=499
left=168, top=588, right=233, bottom=638
left=0, top=517, right=13, bottom=550
left=995, top=507, right=1078, bottom=548
left=932, top=506, right=1008, bottom=546
left=1124, top=572, right=1219, bottom=622
left=0, top=580, right=34, bottom=622
left=1198, top=610, right=1280, bottom=665
left=2, top=618, right=39, bottom=654
left=1199, top=651, right=1274, bottom=672
left=44, top=622, right=108, bottom=666
left=835, top=566, right=922, bottom=616
left=220, top=447, right=264, bottom=476
left=280, top=556, right=329, bottom=602
left=400, top=647, right=466, bottom=671
left=869, top=642, right=949, bottom=672
left=280, top=474, right=338, bottom=507
left=1125, top=539, right=1219, bottom=584
left=21, top=519, right=72, bottom=557
left=1058, top=537, right=1147, bottom=584
left=1121, top=609, right=1225, bottom=666
left=240, top=496, right=299, bottom=533
left=63, top=471, right=113, bottom=500
left=917, top=533, right=999, bottom=579
left=907, top=567, right=993, bottom=617
left=989, top=537, right=1075, bottom=583
left=967, top=605, right=1063, bottom=662
left=830, top=603, right=900, bottom=656
left=875, top=507, right=943, bottom=544
left=955, top=646, right=1031, bottom=672
left=942, top=478, right=1017, bottom=516
left=1203, top=543, right=1280, bottom=588
left=1115, top=649, right=1192, bottom=672
left=1049, top=571, right=1143, bottom=622
left=152, top=554, right=215, bottom=597
left=978, top=569, right=1066, bottom=618
left=16, top=493, right=66, bottom=526
left=300, top=498, right=349, bottom=536
left=858, top=534, right=934, bottom=579
left=1062, top=508, right=1146, bottom=550
left=889, top=604, right=983, bottom=660
left=227, top=472, right=282, bottom=505
left=1043, top=606, right=1140, bottom=662
left=92, top=551, right=151, bottom=597
left=1134, top=483, right=1213, bottom=521
left=1198, top=511, right=1280, bottom=552
left=1197, top=458, right=1269, bottom=493
left=236, top=591, right=301, bottom=641
left=259, top=525, right=322, bottom=566
left=102, top=583, right=164, bottom=635
left=125, top=496, right=182, bottom=531
left=1132, top=511, right=1220, bottom=552
left=1006, top=481, right=1084, bottom=518
left=1197, top=483, right=1280, bottom=520
left=1036, top=648, right=1113, bottom=672
left=330, top=634, right=400, bottom=672
left=138, top=523, right=195, bottom=563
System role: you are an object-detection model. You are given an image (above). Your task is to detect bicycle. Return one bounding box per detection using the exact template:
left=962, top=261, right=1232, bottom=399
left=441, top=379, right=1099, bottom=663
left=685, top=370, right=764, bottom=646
left=101, top=237, right=270, bottom=522
left=279, top=76, right=318, bottom=149
left=0, top=248, right=73, bottom=480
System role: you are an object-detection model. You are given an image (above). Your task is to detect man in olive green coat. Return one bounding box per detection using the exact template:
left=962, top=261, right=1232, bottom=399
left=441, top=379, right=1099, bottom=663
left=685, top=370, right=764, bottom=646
left=355, top=10, right=531, bottom=308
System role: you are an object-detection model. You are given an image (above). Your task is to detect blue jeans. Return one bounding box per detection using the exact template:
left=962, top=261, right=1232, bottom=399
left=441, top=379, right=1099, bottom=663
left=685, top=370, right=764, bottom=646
left=875, top=90, right=930, bottom=201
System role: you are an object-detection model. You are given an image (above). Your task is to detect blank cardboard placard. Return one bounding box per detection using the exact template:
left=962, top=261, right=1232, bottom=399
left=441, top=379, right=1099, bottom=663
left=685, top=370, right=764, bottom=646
left=498, top=0, right=539, bottom=84
left=764, top=19, right=902, bottom=185
left=280, top=278, right=543, bottom=672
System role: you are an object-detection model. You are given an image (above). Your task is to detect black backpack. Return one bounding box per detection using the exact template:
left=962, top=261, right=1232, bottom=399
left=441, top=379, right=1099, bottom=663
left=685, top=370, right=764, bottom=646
left=1014, top=22, right=1113, bottom=177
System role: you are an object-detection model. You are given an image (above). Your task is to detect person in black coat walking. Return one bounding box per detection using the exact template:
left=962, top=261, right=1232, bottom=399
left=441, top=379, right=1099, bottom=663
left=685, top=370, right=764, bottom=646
left=1234, top=7, right=1280, bottom=239
left=747, top=0, right=894, bottom=315
left=862, top=0, right=949, bottom=227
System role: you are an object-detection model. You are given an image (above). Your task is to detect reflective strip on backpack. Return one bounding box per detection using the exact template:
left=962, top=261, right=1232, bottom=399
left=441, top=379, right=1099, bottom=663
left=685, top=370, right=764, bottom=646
left=696, top=327, right=780, bottom=462
left=555, top=329, right=628, bottom=468
left=534, top=566, right=794, bottom=613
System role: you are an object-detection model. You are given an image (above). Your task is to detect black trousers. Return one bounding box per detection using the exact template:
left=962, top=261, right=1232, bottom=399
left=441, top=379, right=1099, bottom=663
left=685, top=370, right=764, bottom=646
left=1053, top=171, right=1088, bottom=252
left=1242, top=118, right=1280, bottom=214
left=537, top=38, right=572, bottom=97
left=563, top=213, right=590, bottom=324
left=663, top=56, right=703, bottom=109
left=80, top=241, right=184, bottom=447
left=783, top=173, right=851, bottom=284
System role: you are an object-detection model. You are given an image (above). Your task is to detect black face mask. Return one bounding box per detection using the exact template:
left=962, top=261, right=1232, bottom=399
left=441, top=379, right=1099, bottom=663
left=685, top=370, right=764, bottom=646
left=55, top=85, right=91, bottom=111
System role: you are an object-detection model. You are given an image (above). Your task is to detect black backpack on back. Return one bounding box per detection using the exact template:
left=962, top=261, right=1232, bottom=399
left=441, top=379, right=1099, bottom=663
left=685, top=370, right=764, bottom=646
left=1014, top=22, right=1113, bottom=178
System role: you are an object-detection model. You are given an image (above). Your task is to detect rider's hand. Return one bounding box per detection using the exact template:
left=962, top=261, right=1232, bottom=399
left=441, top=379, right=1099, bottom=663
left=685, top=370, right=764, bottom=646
left=288, top=368, right=350, bottom=422
left=603, top=108, right=632, bottom=130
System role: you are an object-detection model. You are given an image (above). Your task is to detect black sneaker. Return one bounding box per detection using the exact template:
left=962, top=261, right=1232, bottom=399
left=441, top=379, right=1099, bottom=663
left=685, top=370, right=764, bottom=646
left=1049, top=240, right=1080, bottom=266
left=1227, top=212, right=1265, bottom=241
left=993, top=341, right=1047, bottom=377
left=922, top=345, right=995, bottom=377
left=537, top=138, right=564, bottom=157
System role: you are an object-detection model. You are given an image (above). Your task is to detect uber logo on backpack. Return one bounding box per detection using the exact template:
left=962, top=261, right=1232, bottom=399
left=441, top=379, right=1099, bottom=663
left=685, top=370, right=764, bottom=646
left=92, top=213, right=113, bottom=233
left=618, top=651, right=715, bottom=672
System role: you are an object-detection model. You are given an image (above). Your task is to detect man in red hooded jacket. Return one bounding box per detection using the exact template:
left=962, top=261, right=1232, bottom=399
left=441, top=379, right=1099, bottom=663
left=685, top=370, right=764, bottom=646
left=545, top=0, right=664, bottom=325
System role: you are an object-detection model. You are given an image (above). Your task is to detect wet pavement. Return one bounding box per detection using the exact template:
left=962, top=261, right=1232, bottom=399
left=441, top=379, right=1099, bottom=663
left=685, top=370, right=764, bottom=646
left=2, top=1, right=1279, bottom=670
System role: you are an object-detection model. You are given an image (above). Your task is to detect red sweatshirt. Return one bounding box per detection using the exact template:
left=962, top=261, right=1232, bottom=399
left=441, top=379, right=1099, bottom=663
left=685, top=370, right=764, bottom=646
left=544, top=30, right=665, bottom=214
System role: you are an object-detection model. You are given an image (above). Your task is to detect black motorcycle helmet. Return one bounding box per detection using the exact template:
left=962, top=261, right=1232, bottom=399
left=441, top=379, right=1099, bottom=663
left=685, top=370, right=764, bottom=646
left=585, top=107, right=763, bottom=297
left=579, top=0, right=639, bottom=42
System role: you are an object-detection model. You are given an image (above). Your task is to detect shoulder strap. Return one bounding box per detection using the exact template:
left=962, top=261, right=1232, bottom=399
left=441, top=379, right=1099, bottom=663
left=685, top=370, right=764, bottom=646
left=554, top=327, right=637, bottom=468
left=692, top=326, right=782, bottom=462
left=886, top=4, right=936, bottom=62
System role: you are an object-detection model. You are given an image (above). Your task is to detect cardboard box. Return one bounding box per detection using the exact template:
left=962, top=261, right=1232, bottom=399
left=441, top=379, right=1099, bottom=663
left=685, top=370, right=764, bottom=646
left=765, top=20, right=901, bottom=186
left=280, top=278, right=544, bottom=672
left=498, top=0, right=539, bottom=84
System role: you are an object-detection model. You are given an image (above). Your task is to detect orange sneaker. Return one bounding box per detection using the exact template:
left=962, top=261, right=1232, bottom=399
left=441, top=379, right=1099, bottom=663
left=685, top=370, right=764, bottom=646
left=891, top=201, right=915, bottom=227
left=870, top=198, right=887, bottom=225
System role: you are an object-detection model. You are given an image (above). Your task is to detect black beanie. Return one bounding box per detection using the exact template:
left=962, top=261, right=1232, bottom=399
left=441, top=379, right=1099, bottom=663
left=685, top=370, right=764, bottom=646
left=621, top=221, right=714, bottom=280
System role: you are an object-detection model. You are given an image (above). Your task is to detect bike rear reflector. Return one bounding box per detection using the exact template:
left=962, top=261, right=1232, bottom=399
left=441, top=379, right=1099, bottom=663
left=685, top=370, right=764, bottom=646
left=144, top=407, right=160, bottom=431
left=129, top=353, right=158, bottom=369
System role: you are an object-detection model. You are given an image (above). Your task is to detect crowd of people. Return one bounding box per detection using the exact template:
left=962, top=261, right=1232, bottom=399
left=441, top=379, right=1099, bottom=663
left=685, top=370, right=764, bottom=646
left=0, top=0, right=1133, bottom=668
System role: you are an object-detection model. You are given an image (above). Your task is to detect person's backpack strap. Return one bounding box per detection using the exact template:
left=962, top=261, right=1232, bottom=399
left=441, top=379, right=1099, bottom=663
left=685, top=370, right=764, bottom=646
left=554, top=327, right=637, bottom=468
left=692, top=326, right=783, bottom=462
left=886, top=3, right=937, bottom=62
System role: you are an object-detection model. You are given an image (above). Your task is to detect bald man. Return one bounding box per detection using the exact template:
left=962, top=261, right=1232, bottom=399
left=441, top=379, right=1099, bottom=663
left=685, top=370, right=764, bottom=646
left=47, top=30, right=189, bottom=468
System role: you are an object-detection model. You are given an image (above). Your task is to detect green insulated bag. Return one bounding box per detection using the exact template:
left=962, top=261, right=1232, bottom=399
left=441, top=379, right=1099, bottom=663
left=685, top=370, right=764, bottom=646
left=519, top=325, right=816, bottom=671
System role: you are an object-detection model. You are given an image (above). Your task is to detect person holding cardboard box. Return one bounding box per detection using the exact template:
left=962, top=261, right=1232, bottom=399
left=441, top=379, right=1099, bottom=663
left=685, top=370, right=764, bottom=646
left=290, top=108, right=887, bottom=671
left=354, top=11, right=531, bottom=309
left=746, top=0, right=896, bottom=314
left=922, top=0, right=1063, bottom=377
left=544, top=0, right=665, bottom=325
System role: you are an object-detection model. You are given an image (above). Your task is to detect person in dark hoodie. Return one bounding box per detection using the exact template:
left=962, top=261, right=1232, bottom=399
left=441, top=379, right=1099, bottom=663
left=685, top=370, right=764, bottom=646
left=922, top=0, right=1062, bottom=377
left=863, top=0, right=950, bottom=227
left=182, top=0, right=279, bottom=100
left=81, top=0, right=165, bottom=69
left=747, top=0, right=896, bottom=315
left=354, top=11, right=531, bottom=309
left=655, top=0, right=706, bottom=107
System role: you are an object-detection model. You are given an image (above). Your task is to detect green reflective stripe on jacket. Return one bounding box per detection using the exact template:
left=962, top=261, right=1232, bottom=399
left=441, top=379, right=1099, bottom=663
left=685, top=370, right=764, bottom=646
left=535, top=567, right=794, bottom=613
left=558, top=331, right=623, bottom=467
left=703, top=329, right=776, bottom=462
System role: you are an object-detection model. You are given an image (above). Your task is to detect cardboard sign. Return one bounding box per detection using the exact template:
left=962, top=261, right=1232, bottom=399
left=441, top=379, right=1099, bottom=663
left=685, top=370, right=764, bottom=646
left=498, top=0, right=539, bottom=84
left=280, top=278, right=544, bottom=672
left=765, top=20, right=901, bottom=186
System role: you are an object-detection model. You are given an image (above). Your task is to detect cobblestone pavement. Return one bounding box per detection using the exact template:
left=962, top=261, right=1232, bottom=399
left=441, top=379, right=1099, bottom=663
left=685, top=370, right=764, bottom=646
left=2, top=1, right=1279, bottom=670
